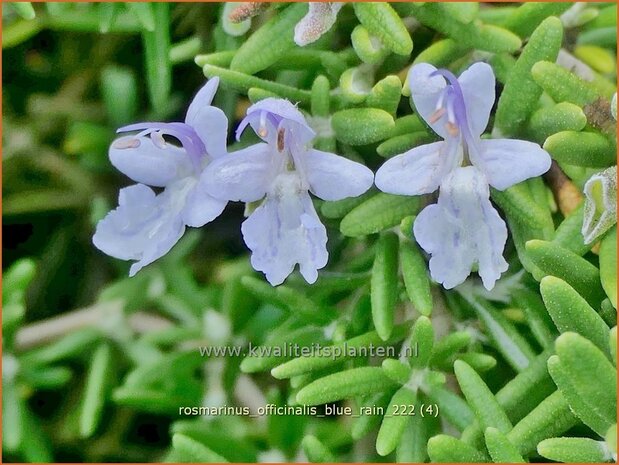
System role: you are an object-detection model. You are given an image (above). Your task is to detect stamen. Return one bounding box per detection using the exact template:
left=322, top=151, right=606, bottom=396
left=446, top=100, right=456, bottom=125
left=150, top=131, right=167, bottom=149
left=277, top=128, right=286, bottom=152
left=258, top=111, right=268, bottom=138
left=435, top=91, right=445, bottom=111
left=428, top=107, right=446, bottom=124
left=430, top=68, right=470, bottom=140
left=112, top=138, right=141, bottom=149
left=446, top=122, right=459, bottom=137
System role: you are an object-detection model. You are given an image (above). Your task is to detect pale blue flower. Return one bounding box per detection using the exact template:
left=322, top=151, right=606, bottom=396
left=93, top=78, right=229, bottom=276
left=376, top=62, right=552, bottom=289
left=414, top=167, right=508, bottom=290
left=375, top=62, right=551, bottom=195
left=203, top=98, right=374, bottom=285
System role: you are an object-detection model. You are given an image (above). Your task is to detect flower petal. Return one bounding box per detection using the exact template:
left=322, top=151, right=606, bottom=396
left=185, top=77, right=219, bottom=125
left=93, top=184, right=186, bottom=276
left=458, top=62, right=495, bottom=137
left=241, top=174, right=328, bottom=285
left=375, top=139, right=462, bottom=196
left=408, top=63, right=449, bottom=139
left=471, top=138, right=552, bottom=190
left=414, top=204, right=475, bottom=289
left=413, top=167, right=508, bottom=290
left=201, top=143, right=275, bottom=202
left=188, top=106, right=229, bottom=160
left=182, top=184, right=228, bottom=228
left=237, top=98, right=315, bottom=144
left=109, top=135, right=193, bottom=187
left=301, top=149, right=374, bottom=201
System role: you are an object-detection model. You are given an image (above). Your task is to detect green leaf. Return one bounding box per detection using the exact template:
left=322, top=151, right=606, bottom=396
left=2, top=373, right=25, bottom=453
left=239, top=276, right=331, bottom=325
left=538, top=437, right=613, bottom=463
left=484, top=427, right=526, bottom=463
left=495, top=17, right=563, bottom=135
left=544, top=131, right=616, bottom=168
left=552, top=203, right=591, bottom=256
left=126, top=2, right=155, bottom=31
left=142, top=3, right=171, bottom=116
left=427, top=435, right=488, bottom=462
left=408, top=3, right=521, bottom=54
left=351, top=25, right=388, bottom=64
left=240, top=326, right=325, bottom=373
left=527, top=240, right=606, bottom=308
left=203, top=64, right=312, bottom=105
left=331, top=108, right=395, bottom=145
left=555, top=332, right=617, bottom=426
left=21, top=328, right=101, bottom=367
left=540, top=276, right=610, bottom=353
left=513, top=288, right=558, bottom=349
left=610, top=326, right=617, bottom=366
left=396, top=413, right=427, bottom=462
left=408, top=316, right=434, bottom=368
left=376, top=387, right=416, bottom=456
left=366, top=75, right=402, bottom=116
left=527, top=102, right=588, bottom=143
left=79, top=344, right=113, bottom=438
left=352, top=391, right=394, bottom=440
left=340, top=193, right=420, bottom=237
left=454, top=360, right=512, bottom=433
left=230, top=3, right=307, bottom=75
left=311, top=75, right=330, bottom=118
left=411, top=38, right=469, bottom=68
left=399, top=238, right=433, bottom=316
left=457, top=353, right=497, bottom=373
left=507, top=391, right=579, bottom=455
left=100, top=66, right=138, bottom=126
left=172, top=433, right=229, bottom=463
left=547, top=355, right=611, bottom=436
left=301, top=435, right=336, bottom=463
left=441, top=2, right=478, bottom=23
left=429, top=331, right=471, bottom=367
left=381, top=358, right=412, bottom=385
left=9, top=2, right=36, bottom=20
left=296, top=367, right=396, bottom=406
left=339, top=65, right=373, bottom=104
left=371, top=232, right=399, bottom=340
left=271, top=324, right=410, bottom=379
left=599, top=227, right=617, bottom=307
left=98, top=3, right=119, bottom=33
left=3, top=258, right=36, bottom=306
left=491, top=182, right=554, bottom=231
left=531, top=60, right=601, bottom=106
left=20, top=365, right=72, bottom=390
left=353, top=3, right=413, bottom=56
left=502, top=2, right=572, bottom=37
left=320, top=190, right=374, bottom=219
left=377, top=132, right=435, bottom=158
left=425, top=386, right=474, bottom=432
left=463, top=295, right=536, bottom=372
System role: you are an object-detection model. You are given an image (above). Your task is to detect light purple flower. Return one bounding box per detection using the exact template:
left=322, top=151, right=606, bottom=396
left=375, top=62, right=551, bottom=195
left=203, top=98, right=374, bottom=285
left=414, top=167, right=508, bottom=290
left=93, top=78, right=229, bottom=276
left=376, top=62, right=552, bottom=290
